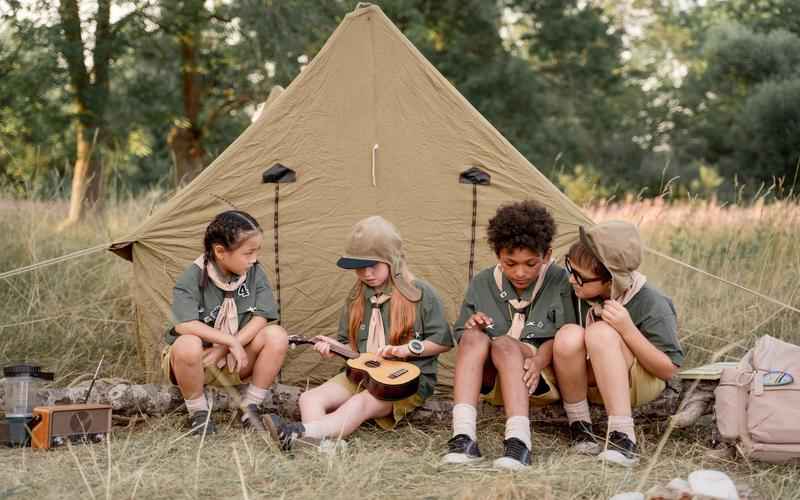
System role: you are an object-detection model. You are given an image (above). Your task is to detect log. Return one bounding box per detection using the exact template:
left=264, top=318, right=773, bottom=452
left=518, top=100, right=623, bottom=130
left=0, top=377, right=717, bottom=426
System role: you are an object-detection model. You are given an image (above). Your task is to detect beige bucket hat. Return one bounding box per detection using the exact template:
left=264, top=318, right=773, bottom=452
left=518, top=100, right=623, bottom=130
left=579, top=220, right=643, bottom=300
left=337, top=216, right=421, bottom=302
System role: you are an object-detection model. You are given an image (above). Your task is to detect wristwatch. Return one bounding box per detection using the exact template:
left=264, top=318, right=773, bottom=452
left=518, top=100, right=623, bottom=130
left=407, top=339, right=425, bottom=356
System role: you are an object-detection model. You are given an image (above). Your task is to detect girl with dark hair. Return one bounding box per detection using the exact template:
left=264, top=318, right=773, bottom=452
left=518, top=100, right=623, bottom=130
left=444, top=200, right=577, bottom=470
left=162, top=210, right=288, bottom=435
left=266, top=216, right=453, bottom=450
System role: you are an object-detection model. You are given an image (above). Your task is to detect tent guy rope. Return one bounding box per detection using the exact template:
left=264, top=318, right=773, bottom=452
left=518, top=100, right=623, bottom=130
left=0, top=240, right=796, bottom=316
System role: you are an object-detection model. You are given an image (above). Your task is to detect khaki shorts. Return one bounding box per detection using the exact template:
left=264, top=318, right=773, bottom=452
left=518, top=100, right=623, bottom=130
left=328, top=372, right=425, bottom=430
left=160, top=344, right=245, bottom=387
left=482, top=366, right=561, bottom=407
left=587, top=358, right=666, bottom=408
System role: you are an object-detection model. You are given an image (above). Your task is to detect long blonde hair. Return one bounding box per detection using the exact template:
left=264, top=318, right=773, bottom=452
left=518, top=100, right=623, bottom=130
left=347, top=280, right=417, bottom=351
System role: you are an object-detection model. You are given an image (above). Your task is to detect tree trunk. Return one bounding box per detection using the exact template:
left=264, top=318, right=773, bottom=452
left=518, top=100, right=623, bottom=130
left=169, top=28, right=206, bottom=187
left=62, top=123, right=103, bottom=227
left=0, top=378, right=716, bottom=427
left=57, top=0, right=112, bottom=228
left=168, top=123, right=205, bottom=186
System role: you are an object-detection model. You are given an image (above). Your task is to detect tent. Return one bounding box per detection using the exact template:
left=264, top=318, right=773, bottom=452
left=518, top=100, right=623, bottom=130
left=111, top=4, right=592, bottom=386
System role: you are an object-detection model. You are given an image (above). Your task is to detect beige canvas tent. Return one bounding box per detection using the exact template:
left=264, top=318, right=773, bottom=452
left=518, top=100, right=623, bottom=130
left=111, top=4, right=592, bottom=386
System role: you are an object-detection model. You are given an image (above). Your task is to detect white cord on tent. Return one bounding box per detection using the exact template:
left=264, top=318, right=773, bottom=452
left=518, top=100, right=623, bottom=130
left=371, top=143, right=379, bottom=187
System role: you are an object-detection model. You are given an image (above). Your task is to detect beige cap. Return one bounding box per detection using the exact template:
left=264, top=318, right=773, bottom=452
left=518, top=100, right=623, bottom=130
left=337, top=216, right=421, bottom=302
left=579, top=220, right=642, bottom=300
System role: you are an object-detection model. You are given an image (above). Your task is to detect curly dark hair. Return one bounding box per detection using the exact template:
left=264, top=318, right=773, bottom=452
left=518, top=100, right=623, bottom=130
left=487, top=200, right=556, bottom=257
left=203, top=210, right=262, bottom=259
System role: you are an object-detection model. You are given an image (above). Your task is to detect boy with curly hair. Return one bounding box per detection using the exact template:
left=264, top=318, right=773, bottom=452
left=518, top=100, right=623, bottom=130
left=443, top=201, right=577, bottom=470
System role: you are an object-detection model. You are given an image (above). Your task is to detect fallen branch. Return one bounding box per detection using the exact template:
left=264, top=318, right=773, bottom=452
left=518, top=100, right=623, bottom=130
left=0, top=377, right=716, bottom=426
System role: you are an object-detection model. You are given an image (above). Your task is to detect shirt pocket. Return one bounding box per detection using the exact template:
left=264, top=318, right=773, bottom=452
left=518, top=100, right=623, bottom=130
left=521, top=306, right=563, bottom=341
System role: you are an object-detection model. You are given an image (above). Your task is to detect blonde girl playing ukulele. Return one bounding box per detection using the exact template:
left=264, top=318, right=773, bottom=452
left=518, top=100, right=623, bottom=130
left=266, top=216, right=453, bottom=449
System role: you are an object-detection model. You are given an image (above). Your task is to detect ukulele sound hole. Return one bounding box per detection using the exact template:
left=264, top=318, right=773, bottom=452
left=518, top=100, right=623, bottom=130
left=388, top=368, right=408, bottom=379
left=365, top=360, right=381, bottom=368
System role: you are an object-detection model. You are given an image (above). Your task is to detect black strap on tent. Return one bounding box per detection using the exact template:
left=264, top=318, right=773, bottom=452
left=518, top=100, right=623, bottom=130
left=459, top=166, right=491, bottom=281
left=262, top=164, right=297, bottom=324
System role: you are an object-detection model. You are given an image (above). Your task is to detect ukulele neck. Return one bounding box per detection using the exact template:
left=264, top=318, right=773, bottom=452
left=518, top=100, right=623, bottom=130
left=290, top=336, right=359, bottom=359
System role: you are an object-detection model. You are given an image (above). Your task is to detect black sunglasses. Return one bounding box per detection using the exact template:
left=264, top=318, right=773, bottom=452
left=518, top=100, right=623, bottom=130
left=564, top=256, right=606, bottom=286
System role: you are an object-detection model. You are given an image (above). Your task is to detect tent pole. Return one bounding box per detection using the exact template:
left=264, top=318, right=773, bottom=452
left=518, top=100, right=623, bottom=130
left=273, top=184, right=282, bottom=324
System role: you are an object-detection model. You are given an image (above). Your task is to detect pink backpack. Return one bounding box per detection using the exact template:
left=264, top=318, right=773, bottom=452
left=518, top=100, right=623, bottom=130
left=714, top=335, right=800, bottom=463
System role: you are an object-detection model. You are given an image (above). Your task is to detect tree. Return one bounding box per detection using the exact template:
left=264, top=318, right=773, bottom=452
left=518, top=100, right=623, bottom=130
left=143, top=0, right=344, bottom=186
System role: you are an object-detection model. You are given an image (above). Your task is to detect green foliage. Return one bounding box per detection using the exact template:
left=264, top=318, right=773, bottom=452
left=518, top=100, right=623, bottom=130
left=2, top=0, right=799, bottom=199
left=557, top=164, right=611, bottom=206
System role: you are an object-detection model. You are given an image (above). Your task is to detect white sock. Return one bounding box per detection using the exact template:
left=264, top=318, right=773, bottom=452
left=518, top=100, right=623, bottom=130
left=185, top=395, right=208, bottom=416
left=452, top=403, right=477, bottom=441
left=607, top=415, right=636, bottom=444
left=303, top=418, right=347, bottom=440
left=241, top=384, right=268, bottom=408
left=504, top=416, right=531, bottom=450
left=563, top=400, right=592, bottom=425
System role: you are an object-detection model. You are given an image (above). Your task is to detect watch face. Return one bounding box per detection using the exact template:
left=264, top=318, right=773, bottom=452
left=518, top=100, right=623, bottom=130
left=409, top=339, right=424, bottom=354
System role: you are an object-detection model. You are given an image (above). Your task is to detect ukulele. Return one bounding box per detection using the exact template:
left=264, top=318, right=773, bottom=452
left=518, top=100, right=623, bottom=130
left=288, top=335, right=420, bottom=401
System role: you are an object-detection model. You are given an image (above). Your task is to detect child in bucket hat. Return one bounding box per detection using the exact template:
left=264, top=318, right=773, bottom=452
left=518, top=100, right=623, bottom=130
left=553, top=220, right=684, bottom=467
left=266, top=216, right=453, bottom=450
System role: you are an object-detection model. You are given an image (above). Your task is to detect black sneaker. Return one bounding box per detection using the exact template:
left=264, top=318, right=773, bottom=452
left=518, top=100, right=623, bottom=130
left=239, top=404, right=267, bottom=432
left=569, top=421, right=601, bottom=455
left=598, top=430, right=639, bottom=467
left=492, top=437, right=531, bottom=470
left=442, top=434, right=483, bottom=464
left=264, top=414, right=306, bottom=451
left=189, top=410, right=217, bottom=436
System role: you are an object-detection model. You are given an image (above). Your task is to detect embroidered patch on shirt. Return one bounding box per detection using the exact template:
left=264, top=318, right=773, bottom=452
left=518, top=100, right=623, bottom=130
left=237, top=283, right=250, bottom=298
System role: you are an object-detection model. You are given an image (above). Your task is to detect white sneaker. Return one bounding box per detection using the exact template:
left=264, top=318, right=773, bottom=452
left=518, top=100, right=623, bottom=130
left=492, top=438, right=531, bottom=470
left=442, top=434, right=483, bottom=464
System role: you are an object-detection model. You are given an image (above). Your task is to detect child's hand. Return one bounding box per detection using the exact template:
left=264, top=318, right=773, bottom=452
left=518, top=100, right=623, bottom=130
left=522, top=357, right=541, bottom=394
left=465, top=312, right=493, bottom=331
left=377, top=344, right=411, bottom=359
left=600, top=300, right=635, bottom=335
left=312, top=335, right=339, bottom=359
left=203, top=345, right=228, bottom=368
left=227, top=339, right=249, bottom=373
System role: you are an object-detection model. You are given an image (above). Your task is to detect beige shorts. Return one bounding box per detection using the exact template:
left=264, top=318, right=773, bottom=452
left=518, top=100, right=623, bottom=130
left=587, top=358, right=666, bottom=408
left=482, top=366, right=561, bottom=407
left=160, top=344, right=245, bottom=387
left=328, top=372, right=425, bottom=430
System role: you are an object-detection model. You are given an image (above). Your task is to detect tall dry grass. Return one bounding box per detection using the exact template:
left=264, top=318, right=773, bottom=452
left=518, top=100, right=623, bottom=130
left=1, top=194, right=799, bottom=499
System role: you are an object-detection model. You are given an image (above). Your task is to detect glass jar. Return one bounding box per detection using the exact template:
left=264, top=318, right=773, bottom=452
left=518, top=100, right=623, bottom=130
left=3, top=364, right=54, bottom=417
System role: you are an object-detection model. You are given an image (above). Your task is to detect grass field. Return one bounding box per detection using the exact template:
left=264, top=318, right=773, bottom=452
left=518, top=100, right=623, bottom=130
left=1, top=195, right=799, bottom=499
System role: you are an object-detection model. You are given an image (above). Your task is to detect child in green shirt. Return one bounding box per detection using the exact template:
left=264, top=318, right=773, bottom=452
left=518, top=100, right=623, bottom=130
left=553, top=220, right=684, bottom=466
left=266, top=216, right=453, bottom=450
left=164, top=210, right=288, bottom=435
left=444, top=201, right=576, bottom=470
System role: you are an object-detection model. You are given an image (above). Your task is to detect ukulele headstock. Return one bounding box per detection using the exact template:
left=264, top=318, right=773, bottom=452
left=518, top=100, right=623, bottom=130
left=287, top=335, right=315, bottom=348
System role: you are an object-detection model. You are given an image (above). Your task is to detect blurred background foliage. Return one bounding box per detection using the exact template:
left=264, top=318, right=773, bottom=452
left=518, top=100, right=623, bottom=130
left=1, top=0, right=799, bottom=210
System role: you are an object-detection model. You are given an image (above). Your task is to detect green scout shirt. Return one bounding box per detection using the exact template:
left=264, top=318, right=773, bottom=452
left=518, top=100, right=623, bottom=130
left=167, top=261, right=279, bottom=344
left=454, top=264, right=577, bottom=347
left=582, top=283, right=684, bottom=367
left=336, top=279, right=453, bottom=400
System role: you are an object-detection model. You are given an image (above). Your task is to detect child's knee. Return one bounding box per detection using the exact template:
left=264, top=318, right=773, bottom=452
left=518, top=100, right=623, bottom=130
left=299, top=389, right=320, bottom=412
left=585, top=322, right=621, bottom=351
left=489, top=336, right=518, bottom=362
left=171, top=335, right=203, bottom=364
left=262, top=325, right=288, bottom=353
left=554, top=324, right=586, bottom=357
left=459, top=328, right=490, bottom=354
